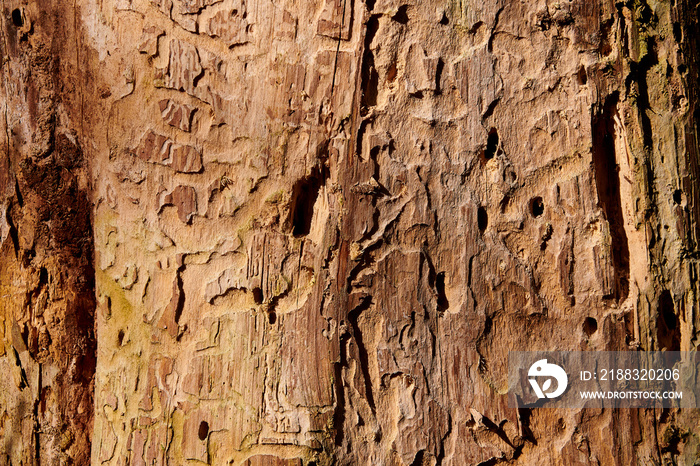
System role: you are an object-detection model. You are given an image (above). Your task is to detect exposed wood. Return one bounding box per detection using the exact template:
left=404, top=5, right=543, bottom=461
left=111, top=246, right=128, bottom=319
left=0, top=0, right=699, bottom=464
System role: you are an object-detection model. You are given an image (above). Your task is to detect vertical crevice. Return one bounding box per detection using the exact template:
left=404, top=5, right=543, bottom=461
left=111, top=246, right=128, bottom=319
left=6, top=209, right=20, bottom=257
left=330, top=0, right=349, bottom=97
left=348, top=297, right=375, bottom=413
left=592, top=93, right=630, bottom=301
left=435, top=272, right=449, bottom=311
left=477, top=206, right=488, bottom=233
left=626, top=44, right=657, bottom=151
left=34, top=362, right=41, bottom=466
left=676, top=0, right=700, bottom=251
left=173, top=266, right=185, bottom=327
left=360, top=16, right=380, bottom=115
left=290, top=167, right=327, bottom=237
left=333, top=330, right=349, bottom=446
left=656, top=290, right=680, bottom=351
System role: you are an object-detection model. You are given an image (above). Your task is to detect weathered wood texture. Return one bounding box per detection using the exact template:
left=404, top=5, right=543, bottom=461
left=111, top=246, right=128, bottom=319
left=0, top=1, right=96, bottom=464
left=1, top=0, right=699, bottom=464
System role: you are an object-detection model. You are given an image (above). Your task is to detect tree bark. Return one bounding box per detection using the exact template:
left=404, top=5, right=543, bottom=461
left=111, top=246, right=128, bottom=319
left=1, top=0, right=699, bottom=464
left=0, top=1, right=96, bottom=463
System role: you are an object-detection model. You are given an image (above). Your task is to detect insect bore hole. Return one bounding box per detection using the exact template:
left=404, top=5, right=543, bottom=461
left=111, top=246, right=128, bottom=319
left=11, top=9, right=23, bottom=27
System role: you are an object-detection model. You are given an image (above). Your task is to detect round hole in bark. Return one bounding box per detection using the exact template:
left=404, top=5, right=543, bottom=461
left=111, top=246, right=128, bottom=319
left=477, top=206, right=488, bottom=232
left=11, top=9, right=22, bottom=27
left=117, top=329, right=125, bottom=346
left=530, top=197, right=544, bottom=217
left=392, top=5, right=409, bottom=24
left=198, top=421, right=209, bottom=440
left=268, top=311, right=276, bottom=325
left=484, top=129, right=499, bottom=160
left=673, top=189, right=683, bottom=205
left=576, top=65, right=587, bottom=85
left=583, top=317, right=597, bottom=336
left=291, top=172, right=323, bottom=237
left=252, top=287, right=263, bottom=305
left=39, top=267, right=48, bottom=286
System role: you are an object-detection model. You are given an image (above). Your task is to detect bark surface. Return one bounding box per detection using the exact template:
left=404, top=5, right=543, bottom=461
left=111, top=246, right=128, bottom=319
left=0, top=1, right=96, bottom=463
left=0, top=0, right=699, bottom=464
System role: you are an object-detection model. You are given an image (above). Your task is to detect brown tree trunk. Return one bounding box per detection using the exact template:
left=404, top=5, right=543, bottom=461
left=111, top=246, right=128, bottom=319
left=0, top=1, right=96, bottom=464
left=1, top=0, right=699, bottom=464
